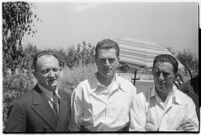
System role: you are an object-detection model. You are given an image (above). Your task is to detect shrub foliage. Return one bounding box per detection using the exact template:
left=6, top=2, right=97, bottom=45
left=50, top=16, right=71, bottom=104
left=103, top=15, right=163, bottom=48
left=3, top=2, right=39, bottom=75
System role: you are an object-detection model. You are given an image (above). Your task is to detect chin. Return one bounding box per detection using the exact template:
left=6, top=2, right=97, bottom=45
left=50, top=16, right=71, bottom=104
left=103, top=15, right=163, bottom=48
left=156, top=86, right=166, bottom=91
left=105, top=74, right=114, bottom=78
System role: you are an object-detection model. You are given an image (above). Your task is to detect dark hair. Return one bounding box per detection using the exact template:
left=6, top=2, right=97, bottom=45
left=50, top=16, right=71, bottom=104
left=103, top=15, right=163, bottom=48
left=153, top=54, right=178, bottom=73
left=95, top=39, right=120, bottom=59
left=33, top=50, right=63, bottom=71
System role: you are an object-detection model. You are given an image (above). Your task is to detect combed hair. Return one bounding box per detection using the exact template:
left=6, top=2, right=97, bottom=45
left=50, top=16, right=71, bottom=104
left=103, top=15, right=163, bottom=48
left=95, top=39, right=120, bottom=58
left=33, top=50, right=63, bottom=71
left=153, top=54, right=178, bottom=73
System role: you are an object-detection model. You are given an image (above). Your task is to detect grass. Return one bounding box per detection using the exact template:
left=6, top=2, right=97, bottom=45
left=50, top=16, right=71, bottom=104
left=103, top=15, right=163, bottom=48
left=59, top=63, right=97, bottom=94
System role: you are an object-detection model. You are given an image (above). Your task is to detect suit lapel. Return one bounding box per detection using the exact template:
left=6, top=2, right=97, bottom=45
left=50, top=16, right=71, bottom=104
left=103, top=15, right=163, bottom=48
left=31, top=85, right=57, bottom=131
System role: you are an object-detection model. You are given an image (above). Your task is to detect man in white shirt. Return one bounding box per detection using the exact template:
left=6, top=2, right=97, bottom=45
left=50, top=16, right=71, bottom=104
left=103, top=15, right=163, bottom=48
left=70, top=39, right=142, bottom=132
left=135, top=54, right=198, bottom=131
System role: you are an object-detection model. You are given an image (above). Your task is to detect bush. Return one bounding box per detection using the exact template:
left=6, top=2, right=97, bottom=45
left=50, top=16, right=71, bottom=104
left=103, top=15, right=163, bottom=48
left=176, top=49, right=198, bottom=77
left=66, top=41, right=95, bottom=68
left=3, top=70, right=36, bottom=125
left=59, top=63, right=97, bottom=93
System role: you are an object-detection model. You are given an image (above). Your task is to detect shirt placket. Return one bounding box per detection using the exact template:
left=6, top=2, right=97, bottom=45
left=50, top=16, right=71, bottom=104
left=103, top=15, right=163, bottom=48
left=155, top=97, right=165, bottom=131
left=159, top=104, right=172, bottom=130
left=104, top=87, right=110, bottom=128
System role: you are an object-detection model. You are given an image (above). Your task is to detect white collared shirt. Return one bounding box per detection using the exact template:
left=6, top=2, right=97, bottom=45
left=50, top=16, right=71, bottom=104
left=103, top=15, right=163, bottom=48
left=70, top=73, right=139, bottom=131
left=38, top=83, right=61, bottom=109
left=136, top=85, right=198, bottom=131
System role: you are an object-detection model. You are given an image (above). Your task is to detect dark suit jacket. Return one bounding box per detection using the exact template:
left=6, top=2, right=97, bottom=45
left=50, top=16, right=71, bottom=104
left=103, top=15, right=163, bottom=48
left=4, top=84, right=71, bottom=133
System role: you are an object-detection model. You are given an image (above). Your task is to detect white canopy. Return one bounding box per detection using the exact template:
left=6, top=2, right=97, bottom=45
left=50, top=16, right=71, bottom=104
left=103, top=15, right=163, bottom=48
left=116, top=38, right=184, bottom=70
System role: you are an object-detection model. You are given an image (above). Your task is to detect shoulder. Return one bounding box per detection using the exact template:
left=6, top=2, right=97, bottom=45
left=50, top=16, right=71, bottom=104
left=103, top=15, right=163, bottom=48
left=74, top=79, right=89, bottom=93
left=76, top=79, right=90, bottom=88
left=74, top=74, right=97, bottom=92
left=11, top=84, right=42, bottom=106
left=174, top=88, right=195, bottom=106
left=137, top=89, right=149, bottom=103
left=72, top=78, right=91, bottom=100
left=117, top=75, right=132, bottom=84
left=136, top=86, right=153, bottom=106
left=117, top=75, right=137, bottom=92
left=10, top=90, right=33, bottom=109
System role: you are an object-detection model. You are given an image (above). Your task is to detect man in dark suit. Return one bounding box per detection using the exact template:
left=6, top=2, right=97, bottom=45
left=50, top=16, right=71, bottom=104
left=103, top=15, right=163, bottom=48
left=4, top=50, right=71, bottom=133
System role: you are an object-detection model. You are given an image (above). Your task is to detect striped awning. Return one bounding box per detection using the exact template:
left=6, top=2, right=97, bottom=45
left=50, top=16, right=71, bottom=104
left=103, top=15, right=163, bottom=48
left=116, top=38, right=184, bottom=70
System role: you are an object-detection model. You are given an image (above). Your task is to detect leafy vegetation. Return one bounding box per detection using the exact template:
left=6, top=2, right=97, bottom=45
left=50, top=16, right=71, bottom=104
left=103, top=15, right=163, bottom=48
left=3, top=2, right=39, bottom=75
left=177, top=49, right=198, bottom=77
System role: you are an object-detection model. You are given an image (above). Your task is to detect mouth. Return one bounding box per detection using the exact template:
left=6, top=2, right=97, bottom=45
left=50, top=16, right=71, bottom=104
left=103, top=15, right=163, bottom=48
left=157, top=84, right=165, bottom=88
left=47, top=79, right=57, bottom=84
left=103, top=67, right=112, bottom=71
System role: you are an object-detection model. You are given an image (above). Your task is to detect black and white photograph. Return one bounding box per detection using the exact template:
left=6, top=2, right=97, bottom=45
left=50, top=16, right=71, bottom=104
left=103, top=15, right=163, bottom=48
left=2, top=1, right=199, bottom=133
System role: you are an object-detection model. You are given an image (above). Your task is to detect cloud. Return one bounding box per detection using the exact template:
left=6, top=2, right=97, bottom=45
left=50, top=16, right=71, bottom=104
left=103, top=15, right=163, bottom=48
left=73, top=3, right=101, bottom=12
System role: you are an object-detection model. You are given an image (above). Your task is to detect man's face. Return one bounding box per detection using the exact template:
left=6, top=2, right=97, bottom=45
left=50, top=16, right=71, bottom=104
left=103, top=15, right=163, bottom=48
left=152, top=62, right=177, bottom=94
left=34, top=55, right=61, bottom=91
left=96, top=48, right=119, bottom=79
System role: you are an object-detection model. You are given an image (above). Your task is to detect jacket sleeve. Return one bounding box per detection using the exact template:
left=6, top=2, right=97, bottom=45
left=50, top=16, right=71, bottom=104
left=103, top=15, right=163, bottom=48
left=4, top=101, right=27, bottom=133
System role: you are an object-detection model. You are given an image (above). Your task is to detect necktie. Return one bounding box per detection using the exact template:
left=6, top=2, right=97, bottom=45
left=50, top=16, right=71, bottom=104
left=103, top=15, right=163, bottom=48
left=52, top=92, right=59, bottom=116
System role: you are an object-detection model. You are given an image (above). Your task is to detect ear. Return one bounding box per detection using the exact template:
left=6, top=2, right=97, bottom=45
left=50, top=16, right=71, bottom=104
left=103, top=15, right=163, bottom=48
left=60, top=67, right=63, bottom=71
left=32, top=69, right=37, bottom=77
left=174, top=72, right=179, bottom=79
left=117, top=57, right=120, bottom=62
left=151, top=68, right=154, bottom=74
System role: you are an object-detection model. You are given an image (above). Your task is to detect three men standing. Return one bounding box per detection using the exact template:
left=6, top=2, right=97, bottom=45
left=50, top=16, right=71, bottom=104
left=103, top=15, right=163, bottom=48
left=4, top=40, right=199, bottom=132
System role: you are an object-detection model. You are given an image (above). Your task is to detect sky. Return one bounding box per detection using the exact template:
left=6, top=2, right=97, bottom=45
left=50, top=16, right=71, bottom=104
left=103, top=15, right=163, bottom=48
left=22, top=2, right=199, bottom=57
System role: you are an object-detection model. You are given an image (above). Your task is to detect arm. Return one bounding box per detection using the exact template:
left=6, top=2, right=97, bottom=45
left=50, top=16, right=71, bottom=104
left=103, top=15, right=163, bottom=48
left=69, top=87, right=83, bottom=131
left=177, top=98, right=198, bottom=131
left=4, top=102, right=27, bottom=132
left=129, top=92, right=146, bottom=131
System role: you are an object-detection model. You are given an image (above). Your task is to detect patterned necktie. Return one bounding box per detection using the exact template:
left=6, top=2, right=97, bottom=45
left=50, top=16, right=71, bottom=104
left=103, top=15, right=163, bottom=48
left=52, top=92, right=59, bottom=116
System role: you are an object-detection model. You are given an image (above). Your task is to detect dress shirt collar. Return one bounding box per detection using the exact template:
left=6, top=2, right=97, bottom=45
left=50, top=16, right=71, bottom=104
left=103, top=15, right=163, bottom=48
left=90, top=73, right=126, bottom=93
left=38, top=83, right=61, bottom=100
left=150, top=85, right=182, bottom=105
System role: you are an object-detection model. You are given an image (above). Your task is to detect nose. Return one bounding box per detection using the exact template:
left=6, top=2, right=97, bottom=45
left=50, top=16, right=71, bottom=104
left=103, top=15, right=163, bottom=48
left=105, top=59, right=110, bottom=66
left=159, top=73, right=164, bottom=81
left=48, top=69, right=55, bottom=77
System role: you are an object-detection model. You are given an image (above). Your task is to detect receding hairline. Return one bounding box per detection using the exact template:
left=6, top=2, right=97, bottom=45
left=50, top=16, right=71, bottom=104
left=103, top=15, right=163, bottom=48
left=33, top=51, right=62, bottom=70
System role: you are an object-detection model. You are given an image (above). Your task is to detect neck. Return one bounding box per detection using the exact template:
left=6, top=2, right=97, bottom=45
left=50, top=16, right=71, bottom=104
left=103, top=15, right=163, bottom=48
left=156, top=88, right=172, bottom=102
left=97, top=72, right=115, bottom=87
left=38, top=83, right=56, bottom=92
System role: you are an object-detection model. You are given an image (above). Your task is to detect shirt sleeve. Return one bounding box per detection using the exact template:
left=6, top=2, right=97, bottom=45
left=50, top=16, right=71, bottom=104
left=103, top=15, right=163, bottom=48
left=129, top=92, right=146, bottom=131
left=69, top=85, right=83, bottom=131
left=183, top=97, right=199, bottom=131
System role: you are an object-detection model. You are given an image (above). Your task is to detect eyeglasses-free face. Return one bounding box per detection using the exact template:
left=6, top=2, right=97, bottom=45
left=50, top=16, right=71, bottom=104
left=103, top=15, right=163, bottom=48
left=34, top=55, right=61, bottom=91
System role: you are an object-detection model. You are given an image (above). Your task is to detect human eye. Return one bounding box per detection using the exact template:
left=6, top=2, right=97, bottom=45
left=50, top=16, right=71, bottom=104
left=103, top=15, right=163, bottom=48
left=163, top=72, right=169, bottom=77
left=108, top=58, right=115, bottom=63
left=52, top=67, right=60, bottom=72
left=100, top=58, right=106, bottom=62
left=153, top=71, right=160, bottom=76
left=40, top=68, right=50, bottom=74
